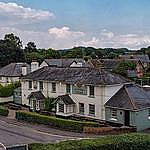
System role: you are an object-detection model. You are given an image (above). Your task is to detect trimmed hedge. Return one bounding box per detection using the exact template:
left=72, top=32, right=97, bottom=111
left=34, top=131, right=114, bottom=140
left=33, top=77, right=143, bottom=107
left=16, top=111, right=99, bottom=132
left=29, top=134, right=150, bottom=150
left=0, top=106, right=9, bottom=116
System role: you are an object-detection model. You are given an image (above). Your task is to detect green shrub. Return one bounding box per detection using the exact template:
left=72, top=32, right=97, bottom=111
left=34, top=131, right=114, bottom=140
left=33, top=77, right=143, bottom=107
left=16, top=111, right=99, bottom=132
left=0, top=106, right=9, bottom=116
left=0, top=82, right=21, bottom=97
left=29, top=133, right=150, bottom=150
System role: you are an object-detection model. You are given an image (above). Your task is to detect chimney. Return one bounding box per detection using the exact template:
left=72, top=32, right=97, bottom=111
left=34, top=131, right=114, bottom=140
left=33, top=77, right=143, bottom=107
left=31, top=60, right=39, bottom=72
left=22, top=64, right=27, bottom=76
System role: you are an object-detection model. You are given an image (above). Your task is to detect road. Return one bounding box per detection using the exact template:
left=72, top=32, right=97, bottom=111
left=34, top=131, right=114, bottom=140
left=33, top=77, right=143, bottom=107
left=0, top=117, right=87, bottom=147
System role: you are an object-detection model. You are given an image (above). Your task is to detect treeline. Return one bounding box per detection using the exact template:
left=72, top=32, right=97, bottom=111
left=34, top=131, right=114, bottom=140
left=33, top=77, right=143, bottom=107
left=0, top=33, right=150, bottom=67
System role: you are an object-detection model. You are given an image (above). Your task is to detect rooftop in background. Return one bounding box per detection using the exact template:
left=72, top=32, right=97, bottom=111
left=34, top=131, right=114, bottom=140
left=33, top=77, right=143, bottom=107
left=119, top=54, right=150, bottom=63
left=43, top=59, right=90, bottom=68
left=0, top=63, right=30, bottom=77
left=105, top=84, right=150, bottom=110
left=23, top=66, right=130, bottom=86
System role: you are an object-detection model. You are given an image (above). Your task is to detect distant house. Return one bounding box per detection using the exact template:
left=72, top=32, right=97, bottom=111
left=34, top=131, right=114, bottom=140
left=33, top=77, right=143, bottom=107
left=0, top=63, right=30, bottom=85
left=119, top=54, right=150, bottom=69
left=40, top=59, right=90, bottom=68
left=21, top=67, right=129, bottom=119
left=105, top=84, right=150, bottom=131
left=89, top=59, right=145, bottom=78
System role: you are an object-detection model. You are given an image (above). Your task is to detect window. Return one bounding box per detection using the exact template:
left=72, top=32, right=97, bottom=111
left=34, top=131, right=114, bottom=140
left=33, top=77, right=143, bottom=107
left=89, top=104, right=95, bottom=116
left=39, top=81, right=43, bottom=91
left=66, top=84, right=71, bottom=93
left=148, top=109, right=150, bottom=119
left=29, top=81, right=32, bottom=89
left=72, top=85, right=87, bottom=95
left=79, top=103, right=84, bottom=115
left=6, top=77, right=9, bottom=83
left=33, top=81, right=38, bottom=89
left=0, top=76, right=2, bottom=80
left=59, top=104, right=64, bottom=113
left=111, top=109, right=117, bottom=119
left=89, top=86, right=95, bottom=96
left=52, top=83, right=56, bottom=92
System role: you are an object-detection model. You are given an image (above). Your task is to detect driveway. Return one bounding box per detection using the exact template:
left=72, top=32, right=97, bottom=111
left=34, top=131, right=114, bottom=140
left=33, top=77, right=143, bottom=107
left=0, top=117, right=96, bottom=147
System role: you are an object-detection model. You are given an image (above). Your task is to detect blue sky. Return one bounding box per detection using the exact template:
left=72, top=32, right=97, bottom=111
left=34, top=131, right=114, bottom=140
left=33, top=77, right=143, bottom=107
left=0, top=0, right=150, bottom=49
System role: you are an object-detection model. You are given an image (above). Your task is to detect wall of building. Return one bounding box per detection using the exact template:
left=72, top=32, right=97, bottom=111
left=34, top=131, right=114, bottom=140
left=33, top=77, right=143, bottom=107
left=0, top=77, right=20, bottom=85
left=105, top=107, right=124, bottom=124
left=134, top=109, right=150, bottom=131
left=22, top=79, right=123, bottom=120
left=105, top=107, right=150, bottom=131
left=0, top=96, right=13, bottom=103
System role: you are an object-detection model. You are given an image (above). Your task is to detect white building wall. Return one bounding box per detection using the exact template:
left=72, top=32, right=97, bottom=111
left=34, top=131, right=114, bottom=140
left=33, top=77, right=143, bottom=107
left=22, top=79, right=123, bottom=120
left=0, top=77, right=20, bottom=85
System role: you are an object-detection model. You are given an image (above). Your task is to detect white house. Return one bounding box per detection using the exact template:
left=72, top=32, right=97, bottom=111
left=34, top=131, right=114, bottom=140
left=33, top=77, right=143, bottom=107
left=21, top=67, right=129, bottom=120
left=0, top=63, right=30, bottom=85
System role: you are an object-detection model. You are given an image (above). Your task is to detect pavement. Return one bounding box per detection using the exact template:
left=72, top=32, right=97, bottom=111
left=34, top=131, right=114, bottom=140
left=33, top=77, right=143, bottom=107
left=0, top=116, right=98, bottom=147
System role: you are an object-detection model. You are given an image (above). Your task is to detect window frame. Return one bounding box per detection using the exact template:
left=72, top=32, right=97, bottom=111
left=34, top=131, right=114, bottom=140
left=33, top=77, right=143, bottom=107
left=39, top=81, right=44, bottom=91
left=29, top=81, right=32, bottom=90
left=79, top=103, right=84, bottom=115
left=58, top=103, right=64, bottom=113
left=89, top=85, right=95, bottom=97
left=89, top=104, right=95, bottom=116
left=52, top=83, right=56, bottom=93
left=66, top=84, right=71, bottom=94
left=111, top=109, right=117, bottom=120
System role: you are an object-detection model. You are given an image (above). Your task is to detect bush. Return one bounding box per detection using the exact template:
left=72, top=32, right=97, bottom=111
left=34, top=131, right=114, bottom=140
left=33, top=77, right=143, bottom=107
left=0, top=82, right=21, bottom=97
left=29, top=133, right=150, bottom=150
left=0, top=106, right=9, bottom=116
left=16, top=111, right=99, bottom=132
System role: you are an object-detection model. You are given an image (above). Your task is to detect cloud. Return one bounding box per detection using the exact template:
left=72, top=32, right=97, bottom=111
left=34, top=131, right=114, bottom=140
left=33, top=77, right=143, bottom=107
left=48, top=26, right=85, bottom=39
left=1, top=26, right=150, bottom=50
left=0, top=2, right=54, bottom=22
left=100, top=29, right=114, bottom=38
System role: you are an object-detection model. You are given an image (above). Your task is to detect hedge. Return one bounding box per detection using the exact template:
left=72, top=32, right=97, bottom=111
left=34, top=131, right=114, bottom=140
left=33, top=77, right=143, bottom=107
left=0, top=106, right=9, bottom=116
left=29, top=133, right=150, bottom=150
left=16, top=111, right=99, bottom=132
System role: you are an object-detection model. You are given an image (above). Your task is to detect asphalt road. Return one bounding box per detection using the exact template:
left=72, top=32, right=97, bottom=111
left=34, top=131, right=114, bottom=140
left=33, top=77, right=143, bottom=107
left=0, top=118, right=85, bottom=147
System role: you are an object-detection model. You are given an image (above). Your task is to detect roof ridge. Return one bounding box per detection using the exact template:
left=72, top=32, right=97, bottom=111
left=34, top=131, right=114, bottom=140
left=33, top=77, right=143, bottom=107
left=124, top=85, right=137, bottom=110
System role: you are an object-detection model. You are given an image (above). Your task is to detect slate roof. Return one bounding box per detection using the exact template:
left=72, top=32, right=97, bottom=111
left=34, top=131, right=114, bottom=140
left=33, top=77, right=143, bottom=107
left=120, top=55, right=150, bottom=63
left=55, top=95, right=76, bottom=105
left=105, top=84, right=150, bottom=110
left=0, top=63, right=30, bottom=77
left=27, top=91, right=45, bottom=101
left=44, top=59, right=89, bottom=68
left=23, top=67, right=130, bottom=86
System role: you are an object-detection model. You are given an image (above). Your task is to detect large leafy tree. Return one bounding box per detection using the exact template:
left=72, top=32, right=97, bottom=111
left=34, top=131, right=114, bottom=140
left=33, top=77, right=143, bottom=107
left=0, top=33, right=24, bottom=66
left=25, top=42, right=37, bottom=53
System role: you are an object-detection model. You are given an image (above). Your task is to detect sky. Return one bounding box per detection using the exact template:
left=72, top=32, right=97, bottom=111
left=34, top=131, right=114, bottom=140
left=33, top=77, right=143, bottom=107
left=0, top=0, right=150, bottom=49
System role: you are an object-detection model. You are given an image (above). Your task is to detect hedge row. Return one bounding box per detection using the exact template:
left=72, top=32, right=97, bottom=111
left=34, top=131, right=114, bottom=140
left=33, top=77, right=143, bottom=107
left=0, top=106, right=9, bottom=116
left=29, top=134, right=150, bottom=150
left=16, top=111, right=99, bottom=132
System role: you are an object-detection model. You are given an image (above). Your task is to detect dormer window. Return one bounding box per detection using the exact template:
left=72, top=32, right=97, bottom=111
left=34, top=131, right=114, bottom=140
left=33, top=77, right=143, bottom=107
left=29, top=81, right=32, bottom=89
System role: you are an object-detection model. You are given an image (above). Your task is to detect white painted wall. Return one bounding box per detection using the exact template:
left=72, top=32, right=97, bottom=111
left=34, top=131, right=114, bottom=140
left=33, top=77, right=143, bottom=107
left=0, top=96, right=13, bottom=103
left=21, top=79, right=123, bottom=120
left=0, top=77, right=20, bottom=85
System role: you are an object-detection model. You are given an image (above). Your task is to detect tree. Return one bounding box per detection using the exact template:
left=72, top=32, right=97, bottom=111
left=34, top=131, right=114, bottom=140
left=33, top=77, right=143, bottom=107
left=44, top=97, right=55, bottom=111
left=113, top=60, right=136, bottom=77
left=0, top=33, right=24, bottom=66
left=25, top=42, right=37, bottom=53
